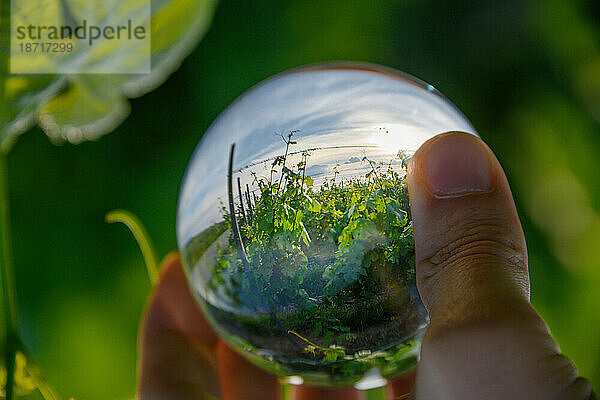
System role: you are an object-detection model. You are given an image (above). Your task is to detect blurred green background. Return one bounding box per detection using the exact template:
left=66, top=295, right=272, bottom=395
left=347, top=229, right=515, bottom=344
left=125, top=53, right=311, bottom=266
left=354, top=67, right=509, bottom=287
left=7, top=0, right=600, bottom=398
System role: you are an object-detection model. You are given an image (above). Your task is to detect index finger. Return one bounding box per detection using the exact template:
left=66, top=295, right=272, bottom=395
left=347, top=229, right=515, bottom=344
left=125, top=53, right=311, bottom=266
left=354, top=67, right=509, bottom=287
left=138, top=253, right=280, bottom=400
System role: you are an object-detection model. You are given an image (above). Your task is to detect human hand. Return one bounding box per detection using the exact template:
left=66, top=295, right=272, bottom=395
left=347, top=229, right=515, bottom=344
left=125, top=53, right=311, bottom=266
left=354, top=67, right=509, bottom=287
left=136, top=251, right=377, bottom=400
left=137, top=131, right=595, bottom=399
left=406, top=131, right=594, bottom=399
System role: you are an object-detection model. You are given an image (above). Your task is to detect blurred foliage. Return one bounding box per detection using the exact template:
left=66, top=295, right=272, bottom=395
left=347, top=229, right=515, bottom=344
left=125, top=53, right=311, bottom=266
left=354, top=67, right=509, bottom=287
left=1, top=0, right=218, bottom=151
left=2, top=0, right=599, bottom=398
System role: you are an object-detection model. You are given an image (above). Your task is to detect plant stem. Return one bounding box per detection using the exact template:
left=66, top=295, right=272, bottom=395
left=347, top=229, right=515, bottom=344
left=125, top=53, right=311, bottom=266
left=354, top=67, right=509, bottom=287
left=0, top=153, right=18, bottom=400
left=300, top=152, right=307, bottom=195
left=0, top=0, right=9, bottom=131
left=105, top=210, right=159, bottom=285
left=365, top=387, right=388, bottom=400
left=227, top=144, right=251, bottom=270
left=279, top=379, right=292, bottom=400
left=237, top=177, right=248, bottom=227
left=277, top=131, right=296, bottom=194
left=1, top=1, right=19, bottom=397
left=245, top=184, right=253, bottom=222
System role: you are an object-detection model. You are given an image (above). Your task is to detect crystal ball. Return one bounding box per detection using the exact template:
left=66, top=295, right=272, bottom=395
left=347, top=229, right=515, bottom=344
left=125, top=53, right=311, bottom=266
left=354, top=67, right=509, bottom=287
left=177, top=63, right=476, bottom=388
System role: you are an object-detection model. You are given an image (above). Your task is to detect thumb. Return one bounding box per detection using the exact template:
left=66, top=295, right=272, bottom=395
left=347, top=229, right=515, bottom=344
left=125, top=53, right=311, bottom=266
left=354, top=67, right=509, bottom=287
left=408, top=131, right=529, bottom=325
left=406, top=131, right=594, bottom=400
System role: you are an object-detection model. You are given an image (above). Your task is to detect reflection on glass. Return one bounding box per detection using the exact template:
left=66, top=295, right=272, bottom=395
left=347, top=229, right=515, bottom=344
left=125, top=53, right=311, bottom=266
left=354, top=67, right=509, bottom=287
left=177, top=63, right=476, bottom=388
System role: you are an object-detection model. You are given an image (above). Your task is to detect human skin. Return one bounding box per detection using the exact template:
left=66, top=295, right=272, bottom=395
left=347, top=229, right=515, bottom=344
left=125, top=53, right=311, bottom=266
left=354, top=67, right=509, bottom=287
left=137, top=131, right=595, bottom=400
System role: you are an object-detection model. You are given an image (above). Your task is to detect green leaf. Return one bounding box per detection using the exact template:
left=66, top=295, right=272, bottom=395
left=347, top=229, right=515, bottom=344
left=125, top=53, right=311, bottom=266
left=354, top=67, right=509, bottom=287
left=375, top=198, right=386, bottom=213
left=312, top=321, right=323, bottom=336
left=346, top=202, right=356, bottom=219
left=0, top=352, right=36, bottom=397
left=324, top=350, right=338, bottom=362
left=300, top=222, right=311, bottom=245
left=295, top=210, right=304, bottom=224
left=1, top=0, right=218, bottom=152
left=386, top=199, right=407, bottom=225
left=323, top=345, right=346, bottom=362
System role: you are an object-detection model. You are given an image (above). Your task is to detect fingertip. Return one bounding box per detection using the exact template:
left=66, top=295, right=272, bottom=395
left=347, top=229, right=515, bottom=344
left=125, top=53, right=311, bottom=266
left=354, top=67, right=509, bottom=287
left=386, top=370, right=416, bottom=399
left=405, top=131, right=591, bottom=400
left=406, top=131, right=529, bottom=322
left=410, top=132, right=493, bottom=199
left=139, top=251, right=222, bottom=399
left=157, top=251, right=184, bottom=280
left=142, top=250, right=219, bottom=348
left=216, top=340, right=279, bottom=400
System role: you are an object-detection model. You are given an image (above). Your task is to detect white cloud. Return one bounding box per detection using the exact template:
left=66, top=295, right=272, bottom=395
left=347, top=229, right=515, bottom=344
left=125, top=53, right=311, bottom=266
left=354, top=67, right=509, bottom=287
left=177, top=66, right=476, bottom=247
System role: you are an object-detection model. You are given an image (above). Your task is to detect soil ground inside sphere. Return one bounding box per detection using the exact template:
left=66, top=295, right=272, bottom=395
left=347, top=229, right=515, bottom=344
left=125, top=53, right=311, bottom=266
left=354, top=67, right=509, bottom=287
left=206, top=282, right=427, bottom=363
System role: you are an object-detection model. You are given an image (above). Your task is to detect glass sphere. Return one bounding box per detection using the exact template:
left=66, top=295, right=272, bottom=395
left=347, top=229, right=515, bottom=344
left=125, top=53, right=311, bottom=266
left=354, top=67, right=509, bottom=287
left=177, top=63, right=476, bottom=388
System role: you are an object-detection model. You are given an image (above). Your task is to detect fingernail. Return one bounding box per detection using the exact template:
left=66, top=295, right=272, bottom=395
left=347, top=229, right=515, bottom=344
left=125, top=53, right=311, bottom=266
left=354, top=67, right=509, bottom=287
left=422, top=132, right=492, bottom=198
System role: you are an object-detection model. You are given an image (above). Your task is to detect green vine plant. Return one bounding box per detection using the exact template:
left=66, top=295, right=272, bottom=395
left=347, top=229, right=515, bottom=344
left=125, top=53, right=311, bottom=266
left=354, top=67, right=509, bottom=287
left=189, top=130, right=421, bottom=384
left=0, top=0, right=218, bottom=397
left=210, top=131, right=415, bottom=316
left=287, top=330, right=347, bottom=363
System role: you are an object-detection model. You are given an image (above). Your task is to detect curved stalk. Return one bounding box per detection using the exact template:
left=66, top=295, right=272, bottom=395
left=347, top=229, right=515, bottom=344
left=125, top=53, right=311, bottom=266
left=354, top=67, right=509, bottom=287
left=227, top=144, right=250, bottom=269
left=106, top=210, right=159, bottom=285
